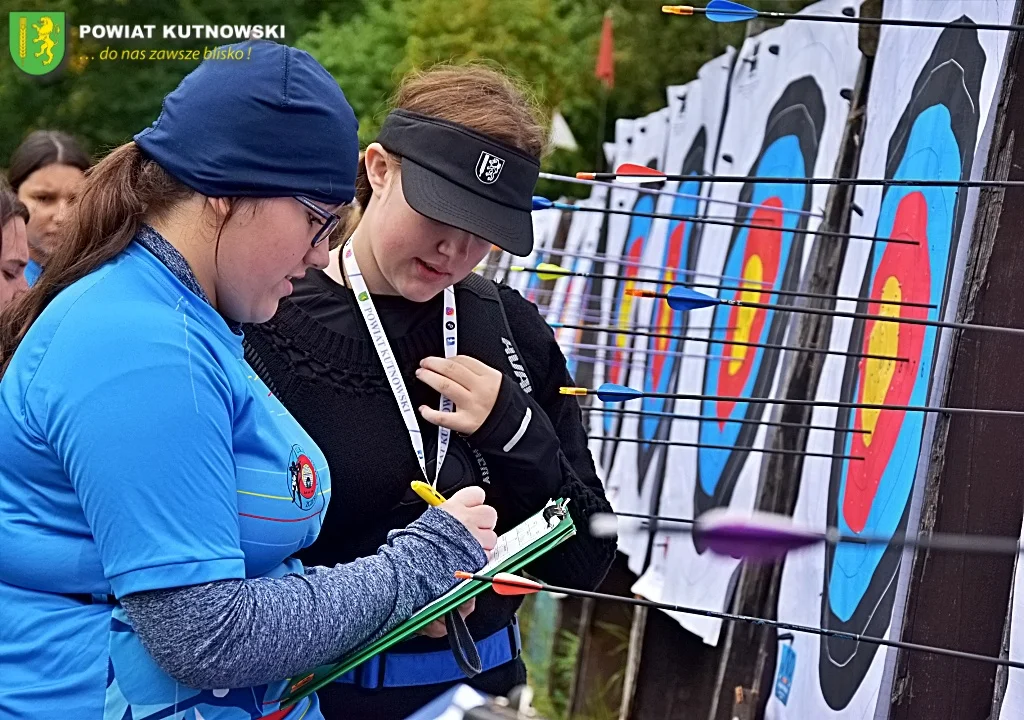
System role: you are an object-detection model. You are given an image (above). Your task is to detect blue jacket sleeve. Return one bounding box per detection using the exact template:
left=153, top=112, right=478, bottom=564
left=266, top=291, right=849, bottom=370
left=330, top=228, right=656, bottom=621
left=26, top=307, right=247, bottom=597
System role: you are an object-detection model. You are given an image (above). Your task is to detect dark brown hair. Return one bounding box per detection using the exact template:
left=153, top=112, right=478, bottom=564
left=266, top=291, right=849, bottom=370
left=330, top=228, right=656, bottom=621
left=0, top=143, right=195, bottom=375
left=353, top=64, right=547, bottom=211
left=0, top=178, right=30, bottom=256
left=8, top=130, right=92, bottom=192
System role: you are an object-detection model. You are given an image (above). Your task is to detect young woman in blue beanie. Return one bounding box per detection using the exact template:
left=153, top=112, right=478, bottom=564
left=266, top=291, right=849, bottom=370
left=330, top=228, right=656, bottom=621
left=0, top=44, right=497, bottom=720
left=243, top=65, right=618, bottom=719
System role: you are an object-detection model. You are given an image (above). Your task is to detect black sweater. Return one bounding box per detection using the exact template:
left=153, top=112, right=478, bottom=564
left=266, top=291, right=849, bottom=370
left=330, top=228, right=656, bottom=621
left=243, top=269, right=616, bottom=713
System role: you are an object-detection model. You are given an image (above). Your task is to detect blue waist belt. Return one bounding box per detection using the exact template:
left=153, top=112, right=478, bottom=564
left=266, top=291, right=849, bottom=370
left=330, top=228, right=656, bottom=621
left=336, top=615, right=521, bottom=689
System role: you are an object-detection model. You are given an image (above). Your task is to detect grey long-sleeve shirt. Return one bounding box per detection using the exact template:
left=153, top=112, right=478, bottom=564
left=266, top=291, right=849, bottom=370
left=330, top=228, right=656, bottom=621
left=119, top=506, right=486, bottom=690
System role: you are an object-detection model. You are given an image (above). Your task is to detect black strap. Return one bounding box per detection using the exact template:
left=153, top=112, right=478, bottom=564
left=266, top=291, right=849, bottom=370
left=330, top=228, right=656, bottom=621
left=445, top=610, right=483, bottom=678
left=457, top=275, right=535, bottom=395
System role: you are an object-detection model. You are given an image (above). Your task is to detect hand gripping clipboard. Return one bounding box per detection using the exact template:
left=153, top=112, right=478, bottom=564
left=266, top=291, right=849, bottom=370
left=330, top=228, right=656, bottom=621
left=273, top=498, right=575, bottom=709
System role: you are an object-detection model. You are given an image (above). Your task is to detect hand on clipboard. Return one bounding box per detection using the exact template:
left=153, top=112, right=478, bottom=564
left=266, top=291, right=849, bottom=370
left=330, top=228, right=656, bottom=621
left=414, top=482, right=498, bottom=555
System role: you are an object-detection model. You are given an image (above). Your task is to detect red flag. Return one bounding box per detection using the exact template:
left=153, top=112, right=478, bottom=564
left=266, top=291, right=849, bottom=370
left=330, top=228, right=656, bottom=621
left=595, top=10, right=614, bottom=90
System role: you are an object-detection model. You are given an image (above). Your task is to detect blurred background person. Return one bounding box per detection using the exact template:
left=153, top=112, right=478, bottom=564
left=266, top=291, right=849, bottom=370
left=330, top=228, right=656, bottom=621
left=0, top=182, right=29, bottom=312
left=7, top=130, right=91, bottom=286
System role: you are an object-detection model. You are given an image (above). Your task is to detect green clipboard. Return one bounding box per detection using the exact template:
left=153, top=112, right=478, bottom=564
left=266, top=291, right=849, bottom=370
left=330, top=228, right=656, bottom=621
left=275, top=498, right=576, bottom=708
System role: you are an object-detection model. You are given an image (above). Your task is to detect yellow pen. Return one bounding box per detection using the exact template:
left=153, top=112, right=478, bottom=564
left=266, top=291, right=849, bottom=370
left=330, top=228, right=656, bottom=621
left=411, top=480, right=447, bottom=507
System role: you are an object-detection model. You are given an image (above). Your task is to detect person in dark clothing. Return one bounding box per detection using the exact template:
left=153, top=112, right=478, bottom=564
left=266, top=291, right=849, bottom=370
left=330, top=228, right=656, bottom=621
left=243, top=65, right=617, bottom=719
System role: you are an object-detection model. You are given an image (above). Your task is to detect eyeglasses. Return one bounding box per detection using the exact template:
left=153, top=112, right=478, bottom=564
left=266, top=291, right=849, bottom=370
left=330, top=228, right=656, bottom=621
left=295, top=196, right=342, bottom=248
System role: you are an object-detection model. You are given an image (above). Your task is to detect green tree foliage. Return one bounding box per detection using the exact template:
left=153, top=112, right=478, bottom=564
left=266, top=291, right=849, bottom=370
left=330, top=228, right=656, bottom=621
left=0, top=0, right=360, bottom=161
left=300, top=0, right=811, bottom=196
left=0, top=0, right=812, bottom=193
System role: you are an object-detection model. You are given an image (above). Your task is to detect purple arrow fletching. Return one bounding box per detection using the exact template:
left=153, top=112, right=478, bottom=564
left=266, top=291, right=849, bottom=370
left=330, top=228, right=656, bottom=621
left=666, top=286, right=720, bottom=312
left=596, top=382, right=643, bottom=402
left=705, top=0, right=758, bottom=23
left=694, top=510, right=824, bottom=561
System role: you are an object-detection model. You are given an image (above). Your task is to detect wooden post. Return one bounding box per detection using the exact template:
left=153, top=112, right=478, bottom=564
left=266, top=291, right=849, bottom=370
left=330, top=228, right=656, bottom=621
left=887, top=10, right=1024, bottom=718
left=617, top=604, right=648, bottom=720
left=567, top=555, right=635, bottom=719
left=702, top=9, right=880, bottom=717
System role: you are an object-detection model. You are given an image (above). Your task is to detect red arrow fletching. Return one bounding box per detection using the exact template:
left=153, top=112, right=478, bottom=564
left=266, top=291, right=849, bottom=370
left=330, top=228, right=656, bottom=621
left=490, top=573, right=543, bottom=596
left=615, top=162, right=668, bottom=177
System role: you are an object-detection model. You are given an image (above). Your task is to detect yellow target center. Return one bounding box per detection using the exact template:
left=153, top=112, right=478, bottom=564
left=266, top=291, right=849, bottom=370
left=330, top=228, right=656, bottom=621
left=861, top=275, right=902, bottom=446
left=727, top=255, right=764, bottom=375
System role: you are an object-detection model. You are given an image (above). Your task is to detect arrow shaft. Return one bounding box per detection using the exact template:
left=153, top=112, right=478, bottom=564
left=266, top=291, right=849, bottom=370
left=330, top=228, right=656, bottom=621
left=537, top=266, right=933, bottom=309
left=713, top=297, right=1024, bottom=338
left=563, top=339, right=724, bottom=360
left=553, top=320, right=732, bottom=333
left=601, top=389, right=1024, bottom=418
left=553, top=322, right=909, bottom=362
left=583, top=406, right=871, bottom=435
left=564, top=201, right=915, bottom=245
left=694, top=7, right=1024, bottom=33
left=588, top=173, right=1018, bottom=188
left=548, top=307, right=725, bottom=329
left=537, top=171, right=822, bottom=218
left=568, top=352, right=720, bottom=372
left=589, top=434, right=862, bottom=460
left=607, top=512, right=1024, bottom=555
left=536, top=247, right=755, bottom=285
left=464, top=574, right=1024, bottom=671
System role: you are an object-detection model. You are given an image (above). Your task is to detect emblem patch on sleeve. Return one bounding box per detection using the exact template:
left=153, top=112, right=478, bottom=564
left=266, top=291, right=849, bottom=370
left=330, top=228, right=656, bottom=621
left=288, top=444, right=319, bottom=511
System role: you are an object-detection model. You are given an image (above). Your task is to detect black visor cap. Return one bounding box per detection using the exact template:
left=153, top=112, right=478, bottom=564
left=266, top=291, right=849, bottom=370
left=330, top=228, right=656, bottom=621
left=376, top=109, right=541, bottom=256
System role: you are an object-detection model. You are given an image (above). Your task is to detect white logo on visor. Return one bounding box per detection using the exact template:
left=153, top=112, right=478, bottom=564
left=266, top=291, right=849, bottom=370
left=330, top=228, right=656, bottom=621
left=475, top=151, right=505, bottom=185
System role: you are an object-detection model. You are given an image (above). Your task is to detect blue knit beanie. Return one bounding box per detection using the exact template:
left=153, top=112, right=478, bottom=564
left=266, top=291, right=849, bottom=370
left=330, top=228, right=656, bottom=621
left=135, top=41, right=358, bottom=206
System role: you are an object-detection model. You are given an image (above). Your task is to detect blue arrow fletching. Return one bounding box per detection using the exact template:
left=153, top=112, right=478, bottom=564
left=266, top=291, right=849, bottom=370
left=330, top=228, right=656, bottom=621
left=706, top=0, right=758, bottom=23
left=596, top=383, right=643, bottom=403
left=532, top=196, right=554, bottom=210
left=666, top=286, right=719, bottom=312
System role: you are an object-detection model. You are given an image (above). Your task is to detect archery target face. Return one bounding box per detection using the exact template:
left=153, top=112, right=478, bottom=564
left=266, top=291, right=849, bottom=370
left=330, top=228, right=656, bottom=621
left=657, top=3, right=859, bottom=644
left=771, top=2, right=1012, bottom=718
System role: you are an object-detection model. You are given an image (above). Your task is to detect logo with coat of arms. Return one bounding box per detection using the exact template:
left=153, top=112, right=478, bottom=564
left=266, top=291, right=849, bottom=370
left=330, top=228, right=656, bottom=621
left=9, top=12, right=65, bottom=76
left=288, top=444, right=319, bottom=511
left=475, top=151, right=505, bottom=185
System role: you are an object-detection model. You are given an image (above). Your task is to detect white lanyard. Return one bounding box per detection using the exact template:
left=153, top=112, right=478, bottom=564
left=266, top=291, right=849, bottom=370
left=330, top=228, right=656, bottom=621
left=342, top=238, right=456, bottom=487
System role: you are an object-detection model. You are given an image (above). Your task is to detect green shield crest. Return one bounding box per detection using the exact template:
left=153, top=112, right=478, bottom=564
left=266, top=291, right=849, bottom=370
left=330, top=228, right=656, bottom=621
left=9, top=12, right=65, bottom=75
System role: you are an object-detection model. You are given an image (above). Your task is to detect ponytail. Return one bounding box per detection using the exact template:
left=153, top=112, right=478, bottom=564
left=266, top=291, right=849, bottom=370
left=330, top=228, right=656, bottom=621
left=0, top=142, right=193, bottom=376
left=354, top=151, right=372, bottom=212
